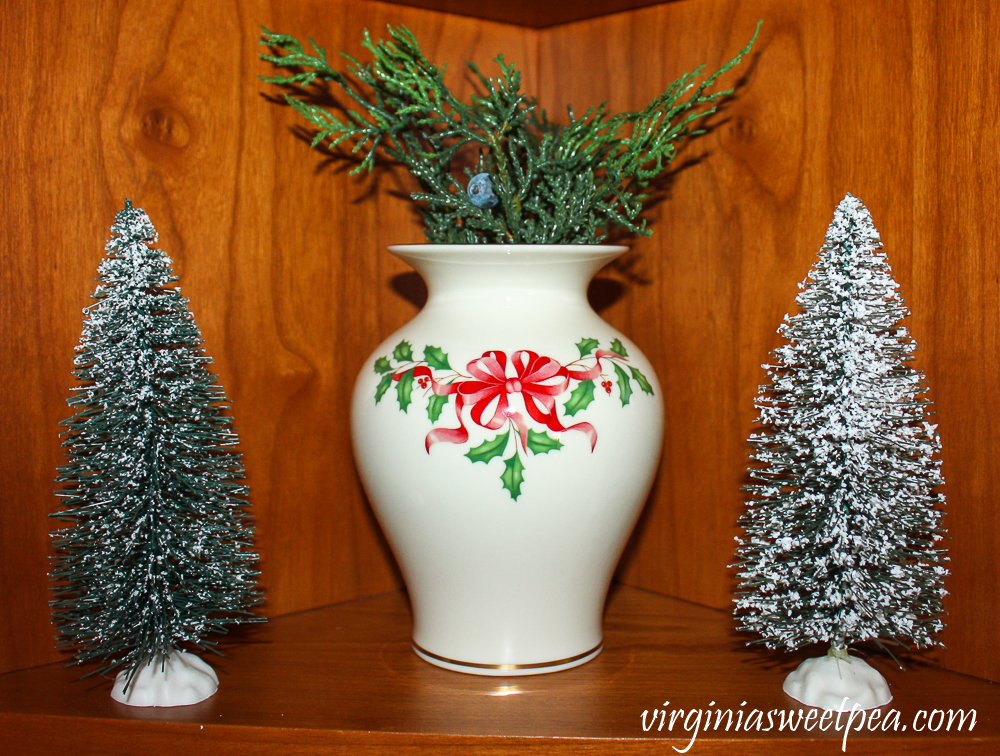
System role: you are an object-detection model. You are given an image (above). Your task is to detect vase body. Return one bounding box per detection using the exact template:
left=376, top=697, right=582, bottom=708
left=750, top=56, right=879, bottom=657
left=351, top=245, right=663, bottom=675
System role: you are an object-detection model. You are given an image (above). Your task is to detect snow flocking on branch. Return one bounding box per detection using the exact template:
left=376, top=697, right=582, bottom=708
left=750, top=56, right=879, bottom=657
left=50, top=200, right=263, bottom=698
left=733, top=193, right=948, bottom=655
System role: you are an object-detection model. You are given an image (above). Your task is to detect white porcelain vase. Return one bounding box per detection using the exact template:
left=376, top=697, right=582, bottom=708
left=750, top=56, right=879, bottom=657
left=351, top=244, right=663, bottom=675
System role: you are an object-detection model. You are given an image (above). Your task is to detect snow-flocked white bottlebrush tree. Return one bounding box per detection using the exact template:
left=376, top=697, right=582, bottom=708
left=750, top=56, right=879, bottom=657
left=50, top=200, right=263, bottom=707
left=733, top=193, right=948, bottom=711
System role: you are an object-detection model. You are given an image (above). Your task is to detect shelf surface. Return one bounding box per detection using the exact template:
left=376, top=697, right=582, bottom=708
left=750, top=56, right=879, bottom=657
left=1, top=586, right=996, bottom=755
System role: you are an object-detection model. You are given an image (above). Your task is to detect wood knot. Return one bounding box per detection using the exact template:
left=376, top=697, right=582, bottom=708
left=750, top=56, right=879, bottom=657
left=140, top=105, right=191, bottom=149
left=728, top=114, right=755, bottom=143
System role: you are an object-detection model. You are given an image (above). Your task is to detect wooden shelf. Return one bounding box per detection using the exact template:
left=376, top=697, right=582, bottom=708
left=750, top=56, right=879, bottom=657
left=1, top=586, right=995, bottom=755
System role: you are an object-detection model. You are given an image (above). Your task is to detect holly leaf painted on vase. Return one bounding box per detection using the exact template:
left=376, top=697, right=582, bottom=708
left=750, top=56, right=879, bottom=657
left=466, top=430, right=510, bottom=464
left=423, top=345, right=452, bottom=371
left=629, top=366, right=654, bottom=395
left=373, top=356, right=393, bottom=374
left=564, top=379, right=596, bottom=417
left=526, top=429, right=564, bottom=455
left=500, top=452, right=525, bottom=500
left=427, top=392, right=450, bottom=422
left=374, top=373, right=393, bottom=404
left=610, top=337, right=629, bottom=358
left=393, top=340, right=414, bottom=363
left=613, top=362, right=632, bottom=406
left=576, top=337, right=600, bottom=358
left=396, top=369, right=415, bottom=412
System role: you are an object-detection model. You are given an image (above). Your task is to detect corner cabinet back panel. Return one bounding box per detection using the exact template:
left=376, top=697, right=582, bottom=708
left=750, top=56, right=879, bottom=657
left=1, top=0, right=996, bottom=685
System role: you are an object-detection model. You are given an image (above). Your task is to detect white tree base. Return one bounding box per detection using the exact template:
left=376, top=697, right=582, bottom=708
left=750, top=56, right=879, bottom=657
left=783, top=654, right=892, bottom=711
left=111, top=650, right=219, bottom=707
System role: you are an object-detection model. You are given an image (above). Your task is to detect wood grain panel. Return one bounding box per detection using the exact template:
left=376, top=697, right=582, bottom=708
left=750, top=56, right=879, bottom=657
left=540, top=0, right=999, bottom=682
left=2, top=0, right=997, bottom=690
left=258, top=0, right=539, bottom=615
left=909, top=0, right=1000, bottom=685
left=1, top=0, right=130, bottom=677
left=0, top=0, right=536, bottom=674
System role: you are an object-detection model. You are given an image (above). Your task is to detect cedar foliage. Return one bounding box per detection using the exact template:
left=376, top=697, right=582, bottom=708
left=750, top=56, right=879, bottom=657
left=260, top=23, right=759, bottom=244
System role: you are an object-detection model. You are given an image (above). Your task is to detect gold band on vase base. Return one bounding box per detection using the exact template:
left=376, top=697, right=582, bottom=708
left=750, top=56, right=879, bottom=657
left=411, top=641, right=604, bottom=670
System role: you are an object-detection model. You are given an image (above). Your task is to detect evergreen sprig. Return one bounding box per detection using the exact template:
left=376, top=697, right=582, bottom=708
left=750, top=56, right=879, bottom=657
left=260, top=23, right=760, bottom=244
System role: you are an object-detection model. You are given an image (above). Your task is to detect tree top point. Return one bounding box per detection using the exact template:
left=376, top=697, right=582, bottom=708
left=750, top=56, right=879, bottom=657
left=110, top=199, right=158, bottom=245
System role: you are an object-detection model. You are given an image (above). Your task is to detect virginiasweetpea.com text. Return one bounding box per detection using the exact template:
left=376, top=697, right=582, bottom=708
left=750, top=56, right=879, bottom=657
left=641, top=699, right=976, bottom=752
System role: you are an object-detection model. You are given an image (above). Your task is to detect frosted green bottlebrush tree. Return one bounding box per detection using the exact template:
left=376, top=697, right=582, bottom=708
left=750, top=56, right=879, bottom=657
left=733, top=194, right=948, bottom=660
left=259, top=23, right=759, bottom=244
left=50, top=200, right=263, bottom=695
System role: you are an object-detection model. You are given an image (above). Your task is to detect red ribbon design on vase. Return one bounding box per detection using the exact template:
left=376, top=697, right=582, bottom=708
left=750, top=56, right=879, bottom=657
left=400, top=349, right=623, bottom=453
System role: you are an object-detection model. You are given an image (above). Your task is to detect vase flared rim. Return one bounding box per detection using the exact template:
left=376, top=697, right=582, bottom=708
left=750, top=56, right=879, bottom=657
left=388, top=244, right=628, bottom=266
left=389, top=244, right=628, bottom=252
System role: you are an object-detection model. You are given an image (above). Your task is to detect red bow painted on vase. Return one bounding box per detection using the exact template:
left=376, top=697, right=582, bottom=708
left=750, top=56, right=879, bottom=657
left=402, top=349, right=622, bottom=453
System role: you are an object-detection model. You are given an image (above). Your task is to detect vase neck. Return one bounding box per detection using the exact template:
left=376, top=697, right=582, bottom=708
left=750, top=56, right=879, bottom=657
left=389, top=245, right=626, bottom=302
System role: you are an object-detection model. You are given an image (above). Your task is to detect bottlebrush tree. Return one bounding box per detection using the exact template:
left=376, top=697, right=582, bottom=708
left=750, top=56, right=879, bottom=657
left=733, top=194, right=948, bottom=663
left=50, top=200, right=263, bottom=696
